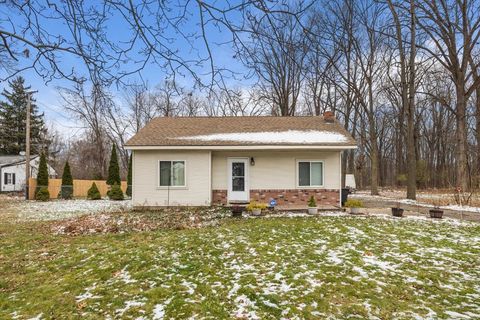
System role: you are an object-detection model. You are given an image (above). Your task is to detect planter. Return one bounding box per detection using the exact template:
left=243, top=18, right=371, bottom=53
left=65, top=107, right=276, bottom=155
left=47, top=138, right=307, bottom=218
left=308, top=207, right=318, bottom=215
left=350, top=207, right=361, bottom=214
left=391, top=207, right=404, bottom=217
left=429, top=209, right=443, bottom=219
left=231, top=206, right=243, bottom=217
left=251, top=209, right=262, bottom=216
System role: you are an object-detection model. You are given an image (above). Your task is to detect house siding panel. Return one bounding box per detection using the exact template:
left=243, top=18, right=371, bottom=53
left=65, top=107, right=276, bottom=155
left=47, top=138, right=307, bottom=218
left=132, top=150, right=211, bottom=207
left=211, top=150, right=341, bottom=190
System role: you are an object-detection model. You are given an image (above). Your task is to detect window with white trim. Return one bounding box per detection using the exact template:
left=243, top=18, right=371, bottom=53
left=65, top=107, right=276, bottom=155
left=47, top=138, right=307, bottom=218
left=4, top=172, right=15, bottom=185
left=159, top=161, right=185, bottom=187
left=298, top=161, right=323, bottom=187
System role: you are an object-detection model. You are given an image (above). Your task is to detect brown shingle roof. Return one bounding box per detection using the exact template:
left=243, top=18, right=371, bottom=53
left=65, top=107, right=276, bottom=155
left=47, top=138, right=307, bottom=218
left=125, top=116, right=357, bottom=147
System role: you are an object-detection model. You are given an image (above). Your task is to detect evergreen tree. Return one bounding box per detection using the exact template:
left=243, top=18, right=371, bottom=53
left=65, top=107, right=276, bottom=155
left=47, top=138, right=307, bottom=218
left=61, top=161, right=74, bottom=199
left=87, top=182, right=101, bottom=200
left=106, top=145, right=121, bottom=185
left=126, top=154, right=132, bottom=197
left=36, top=152, right=49, bottom=188
left=0, top=76, right=47, bottom=155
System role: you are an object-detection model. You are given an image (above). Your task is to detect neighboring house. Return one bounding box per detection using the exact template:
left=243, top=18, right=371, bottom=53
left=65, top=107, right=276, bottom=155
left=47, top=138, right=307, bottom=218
left=125, top=113, right=357, bottom=208
left=0, top=155, right=57, bottom=192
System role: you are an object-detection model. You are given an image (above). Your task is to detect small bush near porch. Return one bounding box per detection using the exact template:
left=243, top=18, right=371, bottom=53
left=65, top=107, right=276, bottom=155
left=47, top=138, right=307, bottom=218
left=1, top=214, right=479, bottom=319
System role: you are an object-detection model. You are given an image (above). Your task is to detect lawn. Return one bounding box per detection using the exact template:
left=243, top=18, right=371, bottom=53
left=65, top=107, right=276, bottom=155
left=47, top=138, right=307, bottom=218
left=1, top=214, right=480, bottom=319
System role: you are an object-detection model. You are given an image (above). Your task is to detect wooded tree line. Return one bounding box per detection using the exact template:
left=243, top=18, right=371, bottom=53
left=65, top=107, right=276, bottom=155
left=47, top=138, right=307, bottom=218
left=2, top=0, right=480, bottom=198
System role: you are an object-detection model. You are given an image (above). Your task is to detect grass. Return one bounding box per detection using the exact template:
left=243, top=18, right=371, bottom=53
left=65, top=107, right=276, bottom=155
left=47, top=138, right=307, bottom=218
left=1, top=214, right=480, bottom=319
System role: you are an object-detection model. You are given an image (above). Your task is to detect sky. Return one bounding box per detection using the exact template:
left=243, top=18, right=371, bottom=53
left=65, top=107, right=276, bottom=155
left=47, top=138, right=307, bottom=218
left=0, top=1, right=255, bottom=139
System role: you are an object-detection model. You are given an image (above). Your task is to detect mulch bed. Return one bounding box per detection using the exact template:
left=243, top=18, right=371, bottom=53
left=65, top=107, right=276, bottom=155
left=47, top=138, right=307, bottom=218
left=50, top=207, right=232, bottom=236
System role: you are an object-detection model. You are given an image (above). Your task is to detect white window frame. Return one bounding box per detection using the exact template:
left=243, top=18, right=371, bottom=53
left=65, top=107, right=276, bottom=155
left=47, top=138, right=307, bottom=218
left=296, top=160, right=324, bottom=188
left=157, top=160, right=187, bottom=188
left=5, top=173, right=13, bottom=184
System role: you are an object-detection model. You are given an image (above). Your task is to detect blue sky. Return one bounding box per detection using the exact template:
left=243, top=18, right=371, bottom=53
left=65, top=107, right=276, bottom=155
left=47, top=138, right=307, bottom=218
left=0, top=1, right=254, bottom=138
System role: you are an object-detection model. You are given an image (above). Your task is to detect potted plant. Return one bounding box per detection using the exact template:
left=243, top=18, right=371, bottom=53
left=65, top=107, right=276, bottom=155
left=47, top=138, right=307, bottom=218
left=307, top=196, right=318, bottom=215
left=344, top=199, right=363, bottom=214
left=246, top=201, right=267, bottom=216
left=429, top=207, right=444, bottom=219
left=391, top=203, right=404, bottom=217
left=231, top=205, right=243, bottom=217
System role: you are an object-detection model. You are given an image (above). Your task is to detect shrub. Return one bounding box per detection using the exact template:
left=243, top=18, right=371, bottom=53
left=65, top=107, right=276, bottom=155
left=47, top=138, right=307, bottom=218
left=307, top=195, right=317, bottom=207
left=107, top=145, right=121, bottom=186
left=35, top=187, right=50, bottom=201
left=246, top=201, right=267, bottom=211
left=344, top=199, right=363, bottom=208
left=61, top=161, right=73, bottom=199
left=108, top=183, right=124, bottom=201
left=87, top=183, right=101, bottom=200
left=126, top=154, right=132, bottom=197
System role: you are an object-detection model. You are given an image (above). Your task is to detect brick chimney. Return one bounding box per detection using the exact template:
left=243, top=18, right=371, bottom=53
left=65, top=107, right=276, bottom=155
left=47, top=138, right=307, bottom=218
left=323, top=110, right=335, bottom=123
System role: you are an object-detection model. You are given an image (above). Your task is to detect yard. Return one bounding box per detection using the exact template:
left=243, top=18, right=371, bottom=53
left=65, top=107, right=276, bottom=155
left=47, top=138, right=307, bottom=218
left=1, top=198, right=480, bottom=320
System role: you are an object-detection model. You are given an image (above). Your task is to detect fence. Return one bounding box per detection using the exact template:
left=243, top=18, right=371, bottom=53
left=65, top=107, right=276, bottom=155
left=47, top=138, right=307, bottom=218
left=28, top=178, right=127, bottom=200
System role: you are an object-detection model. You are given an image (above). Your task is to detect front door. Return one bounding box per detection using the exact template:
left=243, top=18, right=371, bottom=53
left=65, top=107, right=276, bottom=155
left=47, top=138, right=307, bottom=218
left=227, top=158, right=249, bottom=202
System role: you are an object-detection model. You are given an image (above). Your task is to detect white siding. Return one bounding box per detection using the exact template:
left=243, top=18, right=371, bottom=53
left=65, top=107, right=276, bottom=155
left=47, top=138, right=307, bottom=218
left=1, top=158, right=56, bottom=192
left=212, top=150, right=341, bottom=190
left=132, top=150, right=211, bottom=206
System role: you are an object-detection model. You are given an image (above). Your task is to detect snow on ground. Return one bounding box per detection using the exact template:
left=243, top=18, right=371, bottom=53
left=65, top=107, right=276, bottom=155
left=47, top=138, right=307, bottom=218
left=177, top=130, right=348, bottom=144
left=13, top=199, right=132, bottom=221
left=351, top=192, right=480, bottom=213
left=3, top=214, right=480, bottom=319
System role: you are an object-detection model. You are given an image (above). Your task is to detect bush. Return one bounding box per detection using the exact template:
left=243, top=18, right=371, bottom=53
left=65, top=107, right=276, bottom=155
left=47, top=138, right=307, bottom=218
left=307, top=195, right=317, bottom=207
left=344, top=199, right=363, bottom=208
left=35, top=187, right=50, bottom=201
left=108, top=183, right=124, bottom=201
left=87, top=183, right=101, bottom=200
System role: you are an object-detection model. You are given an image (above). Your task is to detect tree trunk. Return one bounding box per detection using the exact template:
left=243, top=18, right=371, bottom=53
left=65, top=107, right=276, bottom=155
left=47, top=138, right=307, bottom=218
left=456, top=84, right=469, bottom=191
left=406, top=0, right=417, bottom=199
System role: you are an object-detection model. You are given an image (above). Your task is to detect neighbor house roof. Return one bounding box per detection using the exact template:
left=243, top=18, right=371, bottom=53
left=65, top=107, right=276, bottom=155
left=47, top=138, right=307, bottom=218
left=126, top=116, right=357, bottom=149
left=0, top=155, right=39, bottom=167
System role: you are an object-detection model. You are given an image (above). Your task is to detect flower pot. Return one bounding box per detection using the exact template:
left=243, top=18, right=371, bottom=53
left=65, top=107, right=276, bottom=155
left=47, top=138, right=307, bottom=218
left=308, top=207, right=318, bottom=215
left=350, top=207, right=360, bottom=214
left=429, top=209, right=443, bottom=219
left=251, top=209, right=262, bottom=216
left=391, top=207, right=404, bottom=217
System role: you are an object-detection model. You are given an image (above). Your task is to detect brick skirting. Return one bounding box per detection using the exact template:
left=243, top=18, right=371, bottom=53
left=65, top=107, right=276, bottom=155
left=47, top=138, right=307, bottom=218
left=212, top=189, right=340, bottom=206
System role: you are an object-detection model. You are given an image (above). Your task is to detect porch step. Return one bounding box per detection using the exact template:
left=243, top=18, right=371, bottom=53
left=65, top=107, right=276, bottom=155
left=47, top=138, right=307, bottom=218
left=227, top=201, right=250, bottom=206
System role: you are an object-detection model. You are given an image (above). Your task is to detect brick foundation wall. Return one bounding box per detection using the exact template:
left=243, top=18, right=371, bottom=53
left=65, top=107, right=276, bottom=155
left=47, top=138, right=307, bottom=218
left=212, top=189, right=340, bottom=206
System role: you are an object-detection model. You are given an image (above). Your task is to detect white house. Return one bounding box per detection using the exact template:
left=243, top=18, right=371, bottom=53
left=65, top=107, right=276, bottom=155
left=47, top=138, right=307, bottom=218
left=0, top=155, right=57, bottom=192
left=125, top=114, right=357, bottom=209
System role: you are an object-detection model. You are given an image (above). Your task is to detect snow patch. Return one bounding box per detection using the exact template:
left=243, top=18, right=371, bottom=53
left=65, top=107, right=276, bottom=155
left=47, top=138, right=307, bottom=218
left=177, top=130, right=348, bottom=144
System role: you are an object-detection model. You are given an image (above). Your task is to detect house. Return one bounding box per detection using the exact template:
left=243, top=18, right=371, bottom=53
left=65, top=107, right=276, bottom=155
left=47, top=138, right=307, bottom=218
left=0, top=155, right=57, bottom=192
left=125, top=113, right=357, bottom=208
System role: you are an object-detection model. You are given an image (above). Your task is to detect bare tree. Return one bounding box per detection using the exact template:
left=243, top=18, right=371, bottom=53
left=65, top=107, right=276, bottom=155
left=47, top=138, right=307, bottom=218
left=58, top=83, right=110, bottom=178
left=386, top=0, right=417, bottom=199
left=240, top=8, right=309, bottom=116
left=0, top=1, right=314, bottom=88
left=416, top=0, right=480, bottom=191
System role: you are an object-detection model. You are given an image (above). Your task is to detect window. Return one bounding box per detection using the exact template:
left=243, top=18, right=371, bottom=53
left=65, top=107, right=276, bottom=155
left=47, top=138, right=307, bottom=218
left=159, top=161, right=185, bottom=187
left=298, top=161, right=323, bottom=187
left=4, top=173, right=15, bottom=185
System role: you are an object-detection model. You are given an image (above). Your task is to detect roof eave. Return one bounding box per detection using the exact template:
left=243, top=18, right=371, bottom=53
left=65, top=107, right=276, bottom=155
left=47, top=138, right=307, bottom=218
left=125, top=145, right=357, bottom=151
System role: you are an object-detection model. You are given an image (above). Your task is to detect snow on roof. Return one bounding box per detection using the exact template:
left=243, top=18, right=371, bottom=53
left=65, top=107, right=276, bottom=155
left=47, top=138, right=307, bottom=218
left=178, top=130, right=348, bottom=144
